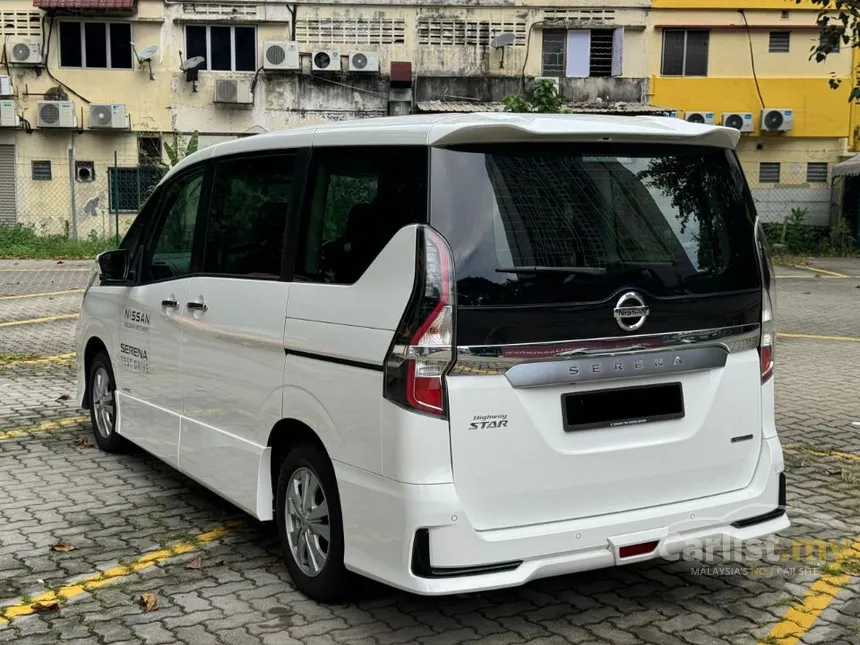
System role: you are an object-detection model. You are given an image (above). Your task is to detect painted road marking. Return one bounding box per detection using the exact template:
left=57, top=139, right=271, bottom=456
left=0, top=268, right=91, bottom=272
left=0, top=416, right=89, bottom=442
left=792, top=264, right=850, bottom=278
left=0, top=289, right=84, bottom=301
left=778, top=332, right=860, bottom=343
left=784, top=445, right=860, bottom=464
left=1, top=352, right=76, bottom=367
left=758, top=541, right=860, bottom=645
left=0, top=524, right=238, bottom=623
left=0, top=313, right=79, bottom=328
left=775, top=275, right=860, bottom=280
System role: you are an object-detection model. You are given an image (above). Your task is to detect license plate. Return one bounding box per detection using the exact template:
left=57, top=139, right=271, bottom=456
left=562, top=382, right=685, bottom=432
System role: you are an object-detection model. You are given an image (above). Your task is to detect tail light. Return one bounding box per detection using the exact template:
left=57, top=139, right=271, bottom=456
left=755, top=222, right=775, bottom=382
left=384, top=226, right=455, bottom=417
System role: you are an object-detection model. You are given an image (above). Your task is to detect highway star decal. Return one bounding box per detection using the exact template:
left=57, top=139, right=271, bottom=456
left=469, top=414, right=508, bottom=430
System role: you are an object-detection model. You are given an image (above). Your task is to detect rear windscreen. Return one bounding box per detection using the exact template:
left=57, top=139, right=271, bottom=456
left=430, top=143, right=760, bottom=307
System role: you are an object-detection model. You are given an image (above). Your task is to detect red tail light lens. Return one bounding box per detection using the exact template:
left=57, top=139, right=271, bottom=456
left=384, top=227, right=455, bottom=417
left=755, top=222, right=775, bottom=383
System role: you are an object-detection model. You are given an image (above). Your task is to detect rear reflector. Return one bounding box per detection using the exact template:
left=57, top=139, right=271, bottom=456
left=619, top=541, right=659, bottom=559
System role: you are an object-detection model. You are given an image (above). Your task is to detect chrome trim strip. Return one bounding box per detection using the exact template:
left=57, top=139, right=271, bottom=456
left=507, top=346, right=727, bottom=388
left=448, top=324, right=760, bottom=381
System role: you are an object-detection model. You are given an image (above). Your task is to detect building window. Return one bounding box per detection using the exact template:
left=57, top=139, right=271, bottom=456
left=59, top=22, right=132, bottom=69
left=138, top=136, right=163, bottom=167
left=589, top=29, right=615, bottom=77
left=819, top=30, right=841, bottom=53
left=759, top=163, right=781, bottom=184
left=31, top=160, right=51, bottom=180
left=108, top=167, right=162, bottom=212
left=661, top=30, right=709, bottom=76
left=185, top=25, right=256, bottom=72
left=542, top=28, right=623, bottom=78
left=806, top=162, right=828, bottom=183
left=541, top=30, right=566, bottom=76
left=769, top=31, right=790, bottom=53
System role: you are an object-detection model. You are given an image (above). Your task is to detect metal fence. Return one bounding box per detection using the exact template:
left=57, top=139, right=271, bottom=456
left=747, top=161, right=837, bottom=229
left=0, top=149, right=841, bottom=252
left=1, top=153, right=162, bottom=244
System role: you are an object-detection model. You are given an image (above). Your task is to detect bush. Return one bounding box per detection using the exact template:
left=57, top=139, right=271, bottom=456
left=759, top=208, right=854, bottom=258
left=0, top=225, right=115, bottom=260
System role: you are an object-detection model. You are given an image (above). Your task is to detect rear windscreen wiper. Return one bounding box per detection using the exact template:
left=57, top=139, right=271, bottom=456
left=496, top=266, right=607, bottom=276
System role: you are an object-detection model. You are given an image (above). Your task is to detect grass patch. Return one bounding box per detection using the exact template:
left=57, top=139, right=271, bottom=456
left=0, top=225, right=115, bottom=260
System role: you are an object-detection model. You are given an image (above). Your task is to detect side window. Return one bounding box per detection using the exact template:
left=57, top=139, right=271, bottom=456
left=143, top=167, right=205, bottom=283
left=202, top=153, right=295, bottom=277
left=119, top=189, right=161, bottom=282
left=296, top=146, right=428, bottom=285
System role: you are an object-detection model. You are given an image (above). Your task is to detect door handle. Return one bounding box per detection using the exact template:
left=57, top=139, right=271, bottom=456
left=187, top=300, right=208, bottom=313
left=161, top=298, right=178, bottom=309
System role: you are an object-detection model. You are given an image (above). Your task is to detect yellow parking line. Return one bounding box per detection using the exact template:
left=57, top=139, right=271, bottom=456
left=0, top=268, right=91, bottom=272
left=774, top=275, right=860, bottom=280
left=792, top=265, right=849, bottom=278
left=2, top=352, right=76, bottom=366
left=778, top=332, right=860, bottom=343
left=758, top=541, right=860, bottom=645
left=0, top=416, right=89, bottom=441
left=784, top=445, right=860, bottom=463
left=0, top=524, right=238, bottom=623
left=0, top=313, right=79, bottom=327
left=0, top=289, right=84, bottom=301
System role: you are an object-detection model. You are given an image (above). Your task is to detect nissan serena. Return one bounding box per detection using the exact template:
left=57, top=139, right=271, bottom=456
left=76, top=113, right=788, bottom=602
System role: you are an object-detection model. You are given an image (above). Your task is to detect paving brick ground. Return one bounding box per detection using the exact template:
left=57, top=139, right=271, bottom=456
left=1, top=259, right=859, bottom=645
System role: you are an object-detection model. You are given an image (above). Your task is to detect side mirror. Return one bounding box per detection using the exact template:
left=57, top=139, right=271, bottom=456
left=96, top=249, right=129, bottom=283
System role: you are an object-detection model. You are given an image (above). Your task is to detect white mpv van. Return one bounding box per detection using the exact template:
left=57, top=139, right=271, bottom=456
left=76, top=113, right=788, bottom=602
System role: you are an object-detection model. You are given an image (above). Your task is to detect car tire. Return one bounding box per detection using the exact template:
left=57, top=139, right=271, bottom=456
left=88, top=351, right=127, bottom=454
left=276, top=444, right=354, bottom=603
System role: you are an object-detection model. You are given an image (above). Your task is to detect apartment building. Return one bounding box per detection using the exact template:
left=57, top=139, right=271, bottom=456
left=648, top=0, right=855, bottom=225
left=0, top=0, right=850, bottom=236
left=0, top=0, right=655, bottom=238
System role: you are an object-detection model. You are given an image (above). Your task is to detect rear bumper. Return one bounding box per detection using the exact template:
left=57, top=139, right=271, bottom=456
left=336, top=434, right=788, bottom=595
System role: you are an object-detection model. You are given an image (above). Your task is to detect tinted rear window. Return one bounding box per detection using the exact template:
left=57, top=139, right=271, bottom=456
left=430, top=143, right=760, bottom=307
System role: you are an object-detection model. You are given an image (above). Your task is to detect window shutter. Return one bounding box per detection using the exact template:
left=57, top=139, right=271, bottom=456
left=611, top=27, right=624, bottom=76
left=565, top=30, right=590, bottom=78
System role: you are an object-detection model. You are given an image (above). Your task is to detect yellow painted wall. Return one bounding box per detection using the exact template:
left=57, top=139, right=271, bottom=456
left=652, top=0, right=818, bottom=9
left=652, top=77, right=851, bottom=137
left=649, top=6, right=853, bottom=146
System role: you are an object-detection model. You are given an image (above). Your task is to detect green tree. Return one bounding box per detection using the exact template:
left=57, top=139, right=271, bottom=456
left=800, top=0, right=860, bottom=100
left=503, top=78, right=564, bottom=113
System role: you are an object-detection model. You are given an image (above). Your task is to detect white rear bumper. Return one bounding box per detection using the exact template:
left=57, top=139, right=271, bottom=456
left=335, top=434, right=787, bottom=595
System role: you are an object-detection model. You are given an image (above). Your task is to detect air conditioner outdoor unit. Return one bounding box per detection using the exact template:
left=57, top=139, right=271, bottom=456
left=312, top=50, right=340, bottom=72
left=684, top=111, right=715, bottom=125
left=37, top=101, right=76, bottom=128
left=761, top=108, right=794, bottom=132
left=89, top=103, right=128, bottom=129
left=0, top=76, right=12, bottom=96
left=722, top=112, right=754, bottom=133
left=0, top=100, right=18, bottom=128
left=214, top=79, right=253, bottom=104
left=263, top=41, right=300, bottom=71
left=348, top=51, right=379, bottom=73
left=7, top=41, right=42, bottom=65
